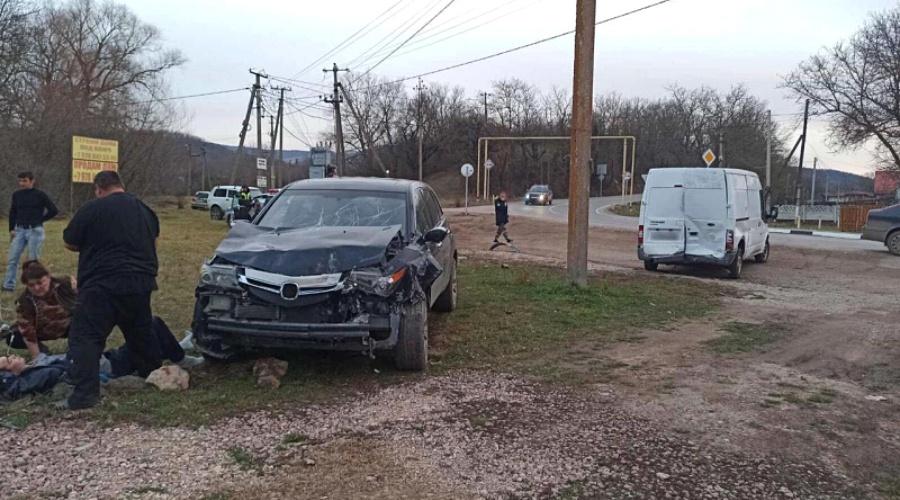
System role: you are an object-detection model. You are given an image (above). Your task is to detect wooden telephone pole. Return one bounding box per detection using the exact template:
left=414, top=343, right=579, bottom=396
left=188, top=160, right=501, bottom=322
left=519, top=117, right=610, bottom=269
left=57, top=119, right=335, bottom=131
left=566, top=0, right=597, bottom=287
left=324, top=63, right=349, bottom=175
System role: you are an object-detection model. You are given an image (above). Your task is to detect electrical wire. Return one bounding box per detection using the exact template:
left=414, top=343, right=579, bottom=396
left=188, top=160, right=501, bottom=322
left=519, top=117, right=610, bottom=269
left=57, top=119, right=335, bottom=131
left=366, top=0, right=543, bottom=64
left=347, top=0, right=445, bottom=69
left=289, top=0, right=407, bottom=79
left=356, top=0, right=457, bottom=79
left=137, top=87, right=249, bottom=104
left=354, top=0, right=674, bottom=91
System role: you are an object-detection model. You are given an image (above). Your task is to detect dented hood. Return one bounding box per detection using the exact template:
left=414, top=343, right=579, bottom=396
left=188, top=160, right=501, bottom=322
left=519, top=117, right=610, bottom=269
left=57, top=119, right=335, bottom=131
left=215, top=223, right=404, bottom=276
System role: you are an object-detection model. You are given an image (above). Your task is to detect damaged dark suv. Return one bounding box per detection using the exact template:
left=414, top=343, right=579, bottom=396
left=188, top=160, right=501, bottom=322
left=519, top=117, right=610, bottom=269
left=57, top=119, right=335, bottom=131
left=191, top=178, right=457, bottom=371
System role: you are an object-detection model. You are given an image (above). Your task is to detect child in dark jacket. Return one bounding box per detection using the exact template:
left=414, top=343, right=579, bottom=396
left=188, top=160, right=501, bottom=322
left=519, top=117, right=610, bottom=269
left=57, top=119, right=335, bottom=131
left=493, top=191, right=513, bottom=244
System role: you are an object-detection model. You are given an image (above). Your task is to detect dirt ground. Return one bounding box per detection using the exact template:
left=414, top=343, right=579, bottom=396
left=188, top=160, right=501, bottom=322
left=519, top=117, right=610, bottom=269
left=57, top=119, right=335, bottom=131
left=3, top=214, right=899, bottom=499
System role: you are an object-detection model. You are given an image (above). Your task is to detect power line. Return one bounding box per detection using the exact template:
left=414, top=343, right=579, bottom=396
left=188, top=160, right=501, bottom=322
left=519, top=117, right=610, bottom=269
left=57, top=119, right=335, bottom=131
left=138, top=87, right=248, bottom=104
left=357, top=0, right=457, bottom=79
left=289, top=0, right=407, bottom=79
left=348, top=0, right=445, bottom=69
left=367, top=0, right=543, bottom=63
left=355, top=0, right=674, bottom=91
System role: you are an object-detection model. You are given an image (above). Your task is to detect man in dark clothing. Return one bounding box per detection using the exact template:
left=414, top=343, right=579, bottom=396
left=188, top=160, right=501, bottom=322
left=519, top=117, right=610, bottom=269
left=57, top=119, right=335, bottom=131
left=493, top=191, right=512, bottom=244
left=4, top=172, right=58, bottom=291
left=62, top=170, right=162, bottom=410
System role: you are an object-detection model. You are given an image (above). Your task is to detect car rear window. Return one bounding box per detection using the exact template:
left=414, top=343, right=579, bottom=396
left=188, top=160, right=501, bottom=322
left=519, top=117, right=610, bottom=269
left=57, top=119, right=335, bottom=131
left=257, top=189, right=408, bottom=230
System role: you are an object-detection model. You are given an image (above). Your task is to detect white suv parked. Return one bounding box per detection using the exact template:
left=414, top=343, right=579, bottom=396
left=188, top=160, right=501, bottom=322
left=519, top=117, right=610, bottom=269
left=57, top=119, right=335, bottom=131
left=207, top=185, right=262, bottom=220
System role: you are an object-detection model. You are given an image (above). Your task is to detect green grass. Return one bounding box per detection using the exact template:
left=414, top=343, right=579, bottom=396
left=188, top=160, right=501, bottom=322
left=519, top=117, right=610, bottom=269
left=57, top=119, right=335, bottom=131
left=226, top=446, right=262, bottom=472
left=704, top=321, right=784, bottom=354
left=608, top=203, right=640, bottom=217
left=2, top=209, right=720, bottom=428
left=430, top=263, right=719, bottom=377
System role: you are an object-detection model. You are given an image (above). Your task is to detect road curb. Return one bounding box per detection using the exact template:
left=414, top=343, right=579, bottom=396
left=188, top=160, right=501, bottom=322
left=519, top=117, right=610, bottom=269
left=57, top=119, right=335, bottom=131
left=769, top=228, right=862, bottom=240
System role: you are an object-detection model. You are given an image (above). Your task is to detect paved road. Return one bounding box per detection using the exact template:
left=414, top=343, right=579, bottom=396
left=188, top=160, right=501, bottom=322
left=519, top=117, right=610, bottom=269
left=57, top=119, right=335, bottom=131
left=463, top=195, right=887, bottom=253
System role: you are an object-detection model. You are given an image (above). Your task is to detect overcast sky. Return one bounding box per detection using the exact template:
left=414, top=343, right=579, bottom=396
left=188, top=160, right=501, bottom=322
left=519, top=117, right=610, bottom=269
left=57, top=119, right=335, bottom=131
left=125, top=0, right=897, bottom=175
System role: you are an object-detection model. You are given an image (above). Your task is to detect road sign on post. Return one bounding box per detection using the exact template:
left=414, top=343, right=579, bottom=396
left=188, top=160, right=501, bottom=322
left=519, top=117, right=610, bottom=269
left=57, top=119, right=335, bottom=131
left=461, top=163, right=474, bottom=215
left=256, top=158, right=268, bottom=171
left=703, top=149, right=716, bottom=168
left=483, top=158, right=495, bottom=199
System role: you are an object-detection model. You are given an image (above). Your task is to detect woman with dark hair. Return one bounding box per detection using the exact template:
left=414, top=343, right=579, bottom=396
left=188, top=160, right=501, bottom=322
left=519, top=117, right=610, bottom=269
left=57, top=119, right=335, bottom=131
left=4, top=260, right=77, bottom=358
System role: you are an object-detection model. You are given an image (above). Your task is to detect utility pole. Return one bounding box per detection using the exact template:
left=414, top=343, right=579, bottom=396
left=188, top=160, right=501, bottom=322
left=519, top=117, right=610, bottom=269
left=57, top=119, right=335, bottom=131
left=478, top=92, right=491, bottom=198
left=278, top=87, right=288, bottom=188
left=249, top=69, right=267, bottom=160
left=268, top=114, right=276, bottom=189
left=765, top=110, right=772, bottom=190
left=230, top=83, right=258, bottom=185
left=416, top=78, right=426, bottom=181
left=718, top=132, right=725, bottom=168
left=795, top=99, right=810, bottom=228
left=566, top=0, right=597, bottom=287
left=810, top=157, right=818, bottom=203
left=324, top=63, right=349, bottom=175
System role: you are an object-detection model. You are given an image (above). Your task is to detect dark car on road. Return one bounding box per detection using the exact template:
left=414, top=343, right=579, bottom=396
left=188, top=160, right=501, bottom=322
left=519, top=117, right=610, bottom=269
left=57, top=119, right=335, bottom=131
left=192, top=178, right=457, bottom=371
left=524, top=184, right=553, bottom=205
left=863, top=203, right=900, bottom=255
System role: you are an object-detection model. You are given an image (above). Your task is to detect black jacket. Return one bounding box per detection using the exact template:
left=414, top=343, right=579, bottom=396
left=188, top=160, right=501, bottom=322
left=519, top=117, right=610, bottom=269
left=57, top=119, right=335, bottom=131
left=9, top=188, right=58, bottom=232
left=494, top=197, right=509, bottom=226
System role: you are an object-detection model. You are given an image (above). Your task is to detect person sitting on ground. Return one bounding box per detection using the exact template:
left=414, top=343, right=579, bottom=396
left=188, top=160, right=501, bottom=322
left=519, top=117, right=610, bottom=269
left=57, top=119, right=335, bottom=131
left=2, top=260, right=77, bottom=358
left=0, top=316, right=201, bottom=402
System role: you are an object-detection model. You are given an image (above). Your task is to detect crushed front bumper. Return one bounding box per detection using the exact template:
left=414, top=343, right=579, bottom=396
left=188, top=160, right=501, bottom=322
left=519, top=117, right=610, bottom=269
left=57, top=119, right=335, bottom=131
left=638, top=247, right=737, bottom=267
left=199, top=312, right=399, bottom=355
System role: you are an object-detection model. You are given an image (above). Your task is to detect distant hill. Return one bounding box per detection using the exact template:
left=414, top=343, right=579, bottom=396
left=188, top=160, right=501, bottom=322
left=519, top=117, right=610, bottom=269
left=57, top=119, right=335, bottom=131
left=220, top=144, right=310, bottom=163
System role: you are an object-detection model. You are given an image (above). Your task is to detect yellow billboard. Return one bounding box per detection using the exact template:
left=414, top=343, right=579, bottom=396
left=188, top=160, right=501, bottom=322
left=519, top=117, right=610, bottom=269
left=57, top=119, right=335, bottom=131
left=72, top=135, right=118, bottom=183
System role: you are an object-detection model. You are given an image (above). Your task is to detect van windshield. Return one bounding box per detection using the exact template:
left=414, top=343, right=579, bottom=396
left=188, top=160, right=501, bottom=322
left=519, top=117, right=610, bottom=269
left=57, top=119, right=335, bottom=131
left=646, top=188, right=683, bottom=218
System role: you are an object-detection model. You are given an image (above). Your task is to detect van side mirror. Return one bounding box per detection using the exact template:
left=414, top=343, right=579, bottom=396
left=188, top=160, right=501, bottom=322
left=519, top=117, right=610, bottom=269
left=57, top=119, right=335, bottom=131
left=422, top=226, right=449, bottom=244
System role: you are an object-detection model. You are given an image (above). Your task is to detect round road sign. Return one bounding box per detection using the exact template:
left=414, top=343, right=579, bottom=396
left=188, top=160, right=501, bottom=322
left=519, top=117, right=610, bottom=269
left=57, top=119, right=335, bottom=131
left=460, top=163, right=474, bottom=178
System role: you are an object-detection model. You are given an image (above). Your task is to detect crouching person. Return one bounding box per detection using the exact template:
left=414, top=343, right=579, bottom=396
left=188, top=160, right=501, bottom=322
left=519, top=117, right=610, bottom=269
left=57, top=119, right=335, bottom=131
left=2, top=260, right=77, bottom=358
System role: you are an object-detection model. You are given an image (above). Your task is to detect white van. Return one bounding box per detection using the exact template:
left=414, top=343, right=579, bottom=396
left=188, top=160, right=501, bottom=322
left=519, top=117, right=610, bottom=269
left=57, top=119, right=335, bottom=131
left=637, top=168, right=775, bottom=279
left=207, top=185, right=262, bottom=220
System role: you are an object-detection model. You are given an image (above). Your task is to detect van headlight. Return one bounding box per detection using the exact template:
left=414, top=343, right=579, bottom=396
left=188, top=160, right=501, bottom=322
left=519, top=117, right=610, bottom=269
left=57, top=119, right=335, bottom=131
left=199, top=262, right=241, bottom=290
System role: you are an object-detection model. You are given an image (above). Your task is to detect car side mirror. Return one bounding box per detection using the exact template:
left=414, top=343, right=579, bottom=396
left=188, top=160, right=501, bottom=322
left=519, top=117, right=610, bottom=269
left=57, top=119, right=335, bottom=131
left=423, top=226, right=449, bottom=244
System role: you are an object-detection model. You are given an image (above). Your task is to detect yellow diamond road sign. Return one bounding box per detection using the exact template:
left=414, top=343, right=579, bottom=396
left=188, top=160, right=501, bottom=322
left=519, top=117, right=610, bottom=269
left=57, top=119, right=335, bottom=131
left=703, top=149, right=716, bottom=167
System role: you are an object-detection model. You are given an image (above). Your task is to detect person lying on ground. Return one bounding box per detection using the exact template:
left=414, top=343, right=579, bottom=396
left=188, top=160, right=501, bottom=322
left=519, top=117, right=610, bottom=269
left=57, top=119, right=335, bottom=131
left=0, top=316, right=202, bottom=402
left=2, top=260, right=77, bottom=358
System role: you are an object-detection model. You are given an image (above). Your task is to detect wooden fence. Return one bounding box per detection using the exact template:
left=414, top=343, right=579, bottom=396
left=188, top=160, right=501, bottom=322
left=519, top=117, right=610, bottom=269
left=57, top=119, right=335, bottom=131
left=839, top=204, right=879, bottom=232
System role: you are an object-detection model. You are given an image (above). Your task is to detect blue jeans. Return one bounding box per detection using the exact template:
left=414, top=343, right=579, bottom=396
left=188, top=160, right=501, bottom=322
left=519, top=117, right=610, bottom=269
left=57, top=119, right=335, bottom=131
left=4, top=226, right=45, bottom=289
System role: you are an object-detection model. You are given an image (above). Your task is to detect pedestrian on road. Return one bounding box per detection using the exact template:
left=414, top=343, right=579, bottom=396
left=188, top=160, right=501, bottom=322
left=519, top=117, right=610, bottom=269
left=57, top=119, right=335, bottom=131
left=61, top=171, right=162, bottom=410
left=3, top=172, right=58, bottom=291
left=493, top=191, right=513, bottom=244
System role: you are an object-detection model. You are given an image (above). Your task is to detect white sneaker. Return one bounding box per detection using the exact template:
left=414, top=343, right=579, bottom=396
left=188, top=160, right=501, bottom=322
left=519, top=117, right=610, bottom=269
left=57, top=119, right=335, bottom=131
left=179, top=331, right=195, bottom=351
left=177, top=355, right=204, bottom=369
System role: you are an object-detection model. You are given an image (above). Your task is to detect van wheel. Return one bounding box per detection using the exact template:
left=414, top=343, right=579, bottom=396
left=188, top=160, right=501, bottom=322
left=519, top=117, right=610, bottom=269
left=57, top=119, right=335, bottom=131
left=210, top=205, right=224, bottom=220
left=754, top=239, right=770, bottom=263
left=394, top=300, right=428, bottom=371
left=728, top=247, right=744, bottom=279
left=888, top=231, right=900, bottom=256
left=644, top=260, right=658, bottom=271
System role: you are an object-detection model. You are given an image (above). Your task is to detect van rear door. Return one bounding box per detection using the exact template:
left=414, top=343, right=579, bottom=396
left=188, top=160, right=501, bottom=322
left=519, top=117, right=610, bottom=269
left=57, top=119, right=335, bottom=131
left=642, top=187, right=685, bottom=257
left=684, top=185, right=727, bottom=259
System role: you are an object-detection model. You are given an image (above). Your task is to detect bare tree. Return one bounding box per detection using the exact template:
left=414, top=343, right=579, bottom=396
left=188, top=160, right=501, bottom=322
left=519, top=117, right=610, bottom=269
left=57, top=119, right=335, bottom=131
left=783, top=6, right=900, bottom=170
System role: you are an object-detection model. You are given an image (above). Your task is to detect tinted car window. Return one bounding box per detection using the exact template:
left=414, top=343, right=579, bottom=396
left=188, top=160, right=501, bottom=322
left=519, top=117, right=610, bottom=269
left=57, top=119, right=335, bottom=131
left=257, top=189, right=407, bottom=230
left=213, top=188, right=226, bottom=197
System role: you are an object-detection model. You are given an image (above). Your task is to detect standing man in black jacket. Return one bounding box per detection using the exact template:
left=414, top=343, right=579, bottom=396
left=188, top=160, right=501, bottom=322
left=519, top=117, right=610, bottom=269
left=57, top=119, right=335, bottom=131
left=61, top=171, right=162, bottom=410
left=3, top=172, right=59, bottom=291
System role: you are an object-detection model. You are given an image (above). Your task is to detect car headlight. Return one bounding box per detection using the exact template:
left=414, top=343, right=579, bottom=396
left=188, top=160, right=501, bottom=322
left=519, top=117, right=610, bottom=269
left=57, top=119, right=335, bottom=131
left=349, top=267, right=408, bottom=297
left=199, top=262, right=241, bottom=290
